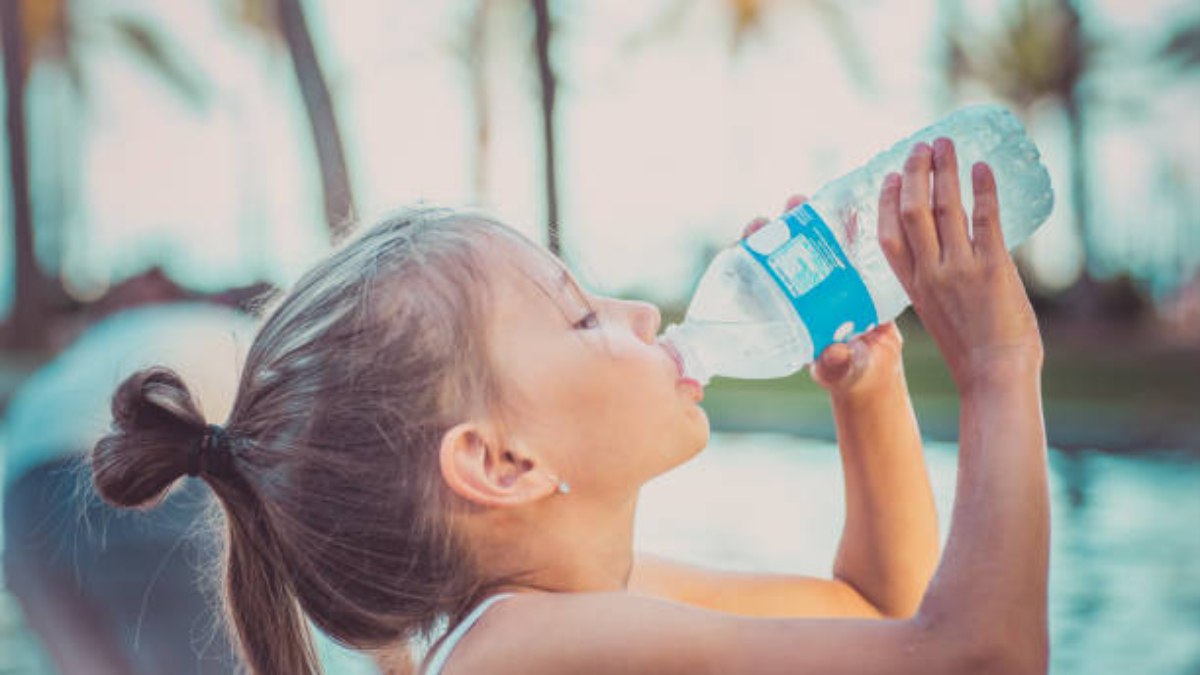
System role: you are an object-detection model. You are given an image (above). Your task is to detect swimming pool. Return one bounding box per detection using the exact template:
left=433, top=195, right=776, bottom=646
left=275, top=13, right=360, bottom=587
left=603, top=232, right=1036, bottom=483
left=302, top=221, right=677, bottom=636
left=2, top=433, right=1197, bottom=673
left=636, top=433, right=1200, bottom=675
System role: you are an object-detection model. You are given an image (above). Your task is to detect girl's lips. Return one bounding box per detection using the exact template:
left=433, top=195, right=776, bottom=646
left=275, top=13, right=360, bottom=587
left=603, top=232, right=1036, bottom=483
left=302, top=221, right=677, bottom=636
left=660, top=339, right=685, bottom=378
left=679, top=377, right=704, bottom=403
left=660, top=340, right=704, bottom=401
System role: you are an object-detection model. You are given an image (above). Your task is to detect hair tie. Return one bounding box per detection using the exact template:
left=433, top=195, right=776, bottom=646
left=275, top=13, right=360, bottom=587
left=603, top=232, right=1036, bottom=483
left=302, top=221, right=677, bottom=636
left=186, top=424, right=233, bottom=478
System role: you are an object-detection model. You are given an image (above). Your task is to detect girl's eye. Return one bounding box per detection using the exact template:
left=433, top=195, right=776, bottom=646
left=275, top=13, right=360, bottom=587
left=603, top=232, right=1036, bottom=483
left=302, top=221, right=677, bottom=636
left=573, top=311, right=599, bottom=330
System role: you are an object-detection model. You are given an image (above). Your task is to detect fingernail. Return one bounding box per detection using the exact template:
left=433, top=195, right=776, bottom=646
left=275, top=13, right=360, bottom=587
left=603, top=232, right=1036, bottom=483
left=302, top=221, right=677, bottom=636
left=884, top=173, right=901, bottom=189
left=972, top=162, right=989, bottom=181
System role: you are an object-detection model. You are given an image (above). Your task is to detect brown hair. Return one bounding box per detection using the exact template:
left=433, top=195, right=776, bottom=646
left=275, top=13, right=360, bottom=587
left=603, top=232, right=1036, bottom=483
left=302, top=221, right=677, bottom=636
left=92, top=207, right=528, bottom=674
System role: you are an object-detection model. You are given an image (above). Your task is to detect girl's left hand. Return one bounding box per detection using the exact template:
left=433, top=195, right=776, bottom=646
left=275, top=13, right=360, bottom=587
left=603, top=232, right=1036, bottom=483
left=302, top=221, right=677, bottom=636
left=809, top=321, right=904, bottom=399
left=741, top=195, right=906, bottom=400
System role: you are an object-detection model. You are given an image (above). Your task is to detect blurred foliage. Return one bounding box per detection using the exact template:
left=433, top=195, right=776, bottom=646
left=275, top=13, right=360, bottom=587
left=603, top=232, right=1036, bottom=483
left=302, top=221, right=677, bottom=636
left=109, top=16, right=210, bottom=108
left=944, top=0, right=1106, bottom=302
left=20, top=0, right=209, bottom=107
left=1160, top=14, right=1200, bottom=70
left=228, top=0, right=283, bottom=42
left=1, top=0, right=214, bottom=350
left=4, top=0, right=1199, bottom=352
left=946, top=0, right=1087, bottom=108
left=702, top=312, right=1200, bottom=452
left=625, top=0, right=873, bottom=87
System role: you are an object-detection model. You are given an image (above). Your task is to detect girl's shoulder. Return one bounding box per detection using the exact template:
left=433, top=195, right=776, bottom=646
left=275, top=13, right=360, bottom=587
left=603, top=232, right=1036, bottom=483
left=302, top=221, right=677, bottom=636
left=442, top=591, right=721, bottom=675
left=441, top=589, right=973, bottom=675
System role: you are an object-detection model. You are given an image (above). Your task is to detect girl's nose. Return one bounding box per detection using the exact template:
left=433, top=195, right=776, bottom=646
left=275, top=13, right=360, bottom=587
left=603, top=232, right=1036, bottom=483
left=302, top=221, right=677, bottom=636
left=625, top=300, right=661, bottom=344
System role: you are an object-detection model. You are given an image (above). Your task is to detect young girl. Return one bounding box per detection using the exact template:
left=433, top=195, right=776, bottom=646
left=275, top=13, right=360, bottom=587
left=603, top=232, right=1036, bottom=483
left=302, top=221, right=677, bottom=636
left=93, top=138, right=1048, bottom=674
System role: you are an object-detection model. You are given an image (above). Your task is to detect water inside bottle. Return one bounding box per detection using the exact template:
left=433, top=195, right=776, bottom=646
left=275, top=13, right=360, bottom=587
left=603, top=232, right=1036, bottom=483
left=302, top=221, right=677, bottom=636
left=677, top=318, right=813, bottom=380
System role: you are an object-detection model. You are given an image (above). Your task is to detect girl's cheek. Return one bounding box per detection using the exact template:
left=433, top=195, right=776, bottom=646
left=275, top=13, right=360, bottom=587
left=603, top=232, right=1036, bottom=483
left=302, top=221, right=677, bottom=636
left=605, top=334, right=646, bottom=361
left=591, top=327, right=656, bottom=367
left=620, top=342, right=662, bottom=371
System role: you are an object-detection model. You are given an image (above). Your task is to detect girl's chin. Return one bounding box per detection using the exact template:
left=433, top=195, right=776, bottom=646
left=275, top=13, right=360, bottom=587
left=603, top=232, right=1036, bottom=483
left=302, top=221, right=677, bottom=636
left=682, top=412, right=711, bottom=458
left=650, top=408, right=710, bottom=476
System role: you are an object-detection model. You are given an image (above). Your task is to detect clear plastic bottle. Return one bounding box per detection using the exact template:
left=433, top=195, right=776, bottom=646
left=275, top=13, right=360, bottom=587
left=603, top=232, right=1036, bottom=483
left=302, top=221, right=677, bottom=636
left=661, top=104, right=1054, bottom=386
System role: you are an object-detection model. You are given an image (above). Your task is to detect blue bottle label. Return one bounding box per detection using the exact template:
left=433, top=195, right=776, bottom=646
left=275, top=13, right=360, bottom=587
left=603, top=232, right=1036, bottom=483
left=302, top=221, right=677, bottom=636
left=739, top=203, right=878, bottom=357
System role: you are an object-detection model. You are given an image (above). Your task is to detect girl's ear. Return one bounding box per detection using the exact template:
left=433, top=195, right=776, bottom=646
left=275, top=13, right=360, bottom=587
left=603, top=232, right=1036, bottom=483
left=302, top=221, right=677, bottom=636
left=438, top=422, right=559, bottom=507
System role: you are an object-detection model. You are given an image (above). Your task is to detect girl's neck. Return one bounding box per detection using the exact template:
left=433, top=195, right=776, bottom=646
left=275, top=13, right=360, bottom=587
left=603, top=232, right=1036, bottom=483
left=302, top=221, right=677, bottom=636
left=467, top=490, right=642, bottom=594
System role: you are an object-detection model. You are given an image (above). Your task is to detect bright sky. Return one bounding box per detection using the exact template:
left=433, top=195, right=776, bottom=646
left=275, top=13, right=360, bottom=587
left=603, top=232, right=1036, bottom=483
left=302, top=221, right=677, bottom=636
left=1, top=0, right=1197, bottom=314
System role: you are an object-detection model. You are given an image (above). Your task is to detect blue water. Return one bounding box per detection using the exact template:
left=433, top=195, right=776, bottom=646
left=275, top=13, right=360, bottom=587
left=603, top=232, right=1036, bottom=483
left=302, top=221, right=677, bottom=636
left=2, top=434, right=1197, bottom=673
left=635, top=434, right=1200, bottom=675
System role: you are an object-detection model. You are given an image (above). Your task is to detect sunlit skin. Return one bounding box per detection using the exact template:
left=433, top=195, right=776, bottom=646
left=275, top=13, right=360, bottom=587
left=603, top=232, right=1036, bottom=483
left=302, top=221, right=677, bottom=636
left=402, top=137, right=1048, bottom=674
left=627, top=197, right=939, bottom=620
left=435, top=207, right=938, bottom=615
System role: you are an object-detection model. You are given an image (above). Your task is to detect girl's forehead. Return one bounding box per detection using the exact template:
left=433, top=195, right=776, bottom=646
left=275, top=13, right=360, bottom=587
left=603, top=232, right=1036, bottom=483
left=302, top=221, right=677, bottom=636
left=486, top=236, right=573, bottom=295
left=481, top=238, right=589, bottom=328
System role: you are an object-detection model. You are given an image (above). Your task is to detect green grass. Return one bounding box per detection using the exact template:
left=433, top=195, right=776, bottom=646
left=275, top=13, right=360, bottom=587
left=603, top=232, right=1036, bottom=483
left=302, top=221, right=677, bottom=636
left=2, top=314, right=1195, bottom=453
left=700, top=314, right=1200, bottom=452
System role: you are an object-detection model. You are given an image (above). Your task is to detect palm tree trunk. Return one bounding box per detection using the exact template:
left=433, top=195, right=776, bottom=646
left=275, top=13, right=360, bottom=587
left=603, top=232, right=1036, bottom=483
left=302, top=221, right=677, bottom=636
left=466, top=0, right=491, bottom=201
left=1064, top=93, right=1092, bottom=275
left=531, top=0, right=560, bottom=256
left=1, top=0, right=47, bottom=349
left=275, top=0, right=355, bottom=240
left=1061, top=90, right=1112, bottom=318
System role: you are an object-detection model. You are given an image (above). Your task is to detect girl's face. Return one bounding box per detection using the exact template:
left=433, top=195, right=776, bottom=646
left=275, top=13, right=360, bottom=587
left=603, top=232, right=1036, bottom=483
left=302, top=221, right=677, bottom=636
left=484, top=239, right=709, bottom=497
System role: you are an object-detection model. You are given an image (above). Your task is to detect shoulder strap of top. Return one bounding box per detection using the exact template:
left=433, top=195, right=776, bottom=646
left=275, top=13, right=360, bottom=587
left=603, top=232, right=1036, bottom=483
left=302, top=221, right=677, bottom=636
left=421, top=593, right=517, bottom=675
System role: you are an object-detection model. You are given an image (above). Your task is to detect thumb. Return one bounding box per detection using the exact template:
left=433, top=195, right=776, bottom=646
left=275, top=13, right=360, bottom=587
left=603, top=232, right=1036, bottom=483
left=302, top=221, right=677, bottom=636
left=811, top=342, right=854, bottom=387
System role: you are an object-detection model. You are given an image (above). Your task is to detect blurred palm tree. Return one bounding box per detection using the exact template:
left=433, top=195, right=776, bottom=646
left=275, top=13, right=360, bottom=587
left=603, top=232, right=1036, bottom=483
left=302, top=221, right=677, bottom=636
left=947, top=1, right=1200, bottom=309
left=1, top=0, right=207, bottom=349
left=943, top=0, right=1094, bottom=276
left=1155, top=14, right=1200, bottom=298
left=1, top=0, right=43, bottom=349
left=460, top=0, right=493, bottom=201
left=459, top=0, right=871, bottom=260
left=1159, top=14, right=1200, bottom=71
left=233, top=0, right=355, bottom=239
left=462, top=0, right=871, bottom=260
left=2, top=0, right=355, bottom=349
left=724, top=0, right=872, bottom=86
left=531, top=0, right=561, bottom=255
left=627, top=0, right=872, bottom=85
left=453, top=0, right=561, bottom=255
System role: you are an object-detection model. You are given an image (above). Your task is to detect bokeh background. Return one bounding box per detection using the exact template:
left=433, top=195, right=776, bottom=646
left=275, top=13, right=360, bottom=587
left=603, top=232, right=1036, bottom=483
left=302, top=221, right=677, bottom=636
left=1, top=0, right=1198, bottom=673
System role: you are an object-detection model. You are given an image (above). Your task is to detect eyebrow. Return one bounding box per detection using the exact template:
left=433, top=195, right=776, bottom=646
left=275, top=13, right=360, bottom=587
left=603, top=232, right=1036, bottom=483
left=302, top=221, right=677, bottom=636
left=555, top=267, right=593, bottom=313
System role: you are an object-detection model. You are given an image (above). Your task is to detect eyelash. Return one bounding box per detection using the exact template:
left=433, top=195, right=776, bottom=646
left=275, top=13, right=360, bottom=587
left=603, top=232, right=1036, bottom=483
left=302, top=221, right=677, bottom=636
left=573, top=311, right=600, bottom=330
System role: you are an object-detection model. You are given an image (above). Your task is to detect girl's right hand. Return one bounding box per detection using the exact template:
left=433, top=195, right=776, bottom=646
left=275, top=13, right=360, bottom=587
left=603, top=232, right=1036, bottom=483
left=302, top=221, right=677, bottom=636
left=877, top=138, right=1043, bottom=391
left=742, top=198, right=906, bottom=400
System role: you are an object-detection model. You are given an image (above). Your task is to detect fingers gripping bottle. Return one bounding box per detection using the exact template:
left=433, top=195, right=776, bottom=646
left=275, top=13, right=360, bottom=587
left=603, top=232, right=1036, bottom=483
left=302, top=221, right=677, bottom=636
left=660, top=105, right=1054, bottom=386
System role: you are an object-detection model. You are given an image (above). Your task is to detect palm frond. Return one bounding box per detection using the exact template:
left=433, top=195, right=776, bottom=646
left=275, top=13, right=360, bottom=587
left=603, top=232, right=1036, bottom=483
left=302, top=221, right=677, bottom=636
left=1160, top=17, right=1200, bottom=70
left=110, top=16, right=210, bottom=109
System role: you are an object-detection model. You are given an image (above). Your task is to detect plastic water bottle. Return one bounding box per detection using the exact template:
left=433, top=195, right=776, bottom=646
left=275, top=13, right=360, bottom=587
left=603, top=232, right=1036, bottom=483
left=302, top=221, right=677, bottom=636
left=660, top=104, right=1054, bottom=386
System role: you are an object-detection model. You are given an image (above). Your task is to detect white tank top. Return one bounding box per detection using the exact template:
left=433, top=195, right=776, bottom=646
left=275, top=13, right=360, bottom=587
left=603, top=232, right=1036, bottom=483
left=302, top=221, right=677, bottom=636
left=421, top=593, right=516, bottom=675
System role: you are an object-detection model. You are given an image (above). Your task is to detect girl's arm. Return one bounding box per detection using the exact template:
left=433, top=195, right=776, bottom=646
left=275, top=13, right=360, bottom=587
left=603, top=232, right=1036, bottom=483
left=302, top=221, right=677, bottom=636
left=826, top=338, right=939, bottom=619
left=630, top=198, right=940, bottom=620
left=628, top=338, right=940, bottom=620
left=792, top=192, right=939, bottom=618
left=493, top=138, right=1047, bottom=674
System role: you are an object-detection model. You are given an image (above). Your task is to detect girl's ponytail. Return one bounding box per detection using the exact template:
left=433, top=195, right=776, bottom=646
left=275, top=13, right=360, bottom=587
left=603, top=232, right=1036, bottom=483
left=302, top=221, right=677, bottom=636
left=93, top=366, right=322, bottom=674
left=92, top=210, right=530, bottom=674
left=219, top=485, right=321, bottom=675
left=93, top=367, right=208, bottom=507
